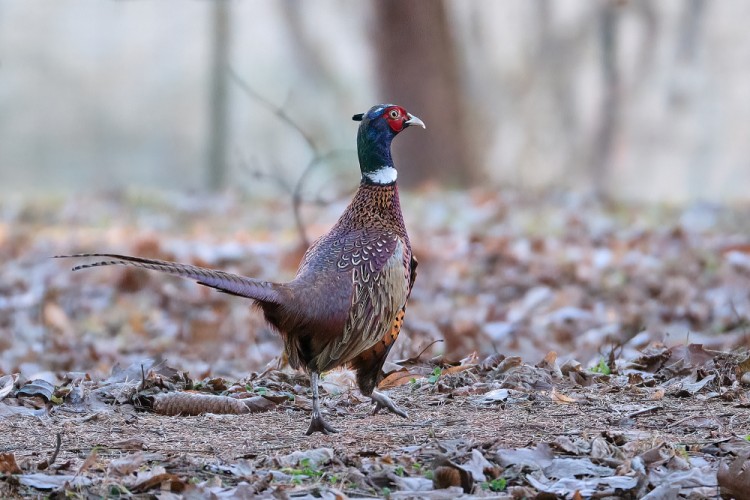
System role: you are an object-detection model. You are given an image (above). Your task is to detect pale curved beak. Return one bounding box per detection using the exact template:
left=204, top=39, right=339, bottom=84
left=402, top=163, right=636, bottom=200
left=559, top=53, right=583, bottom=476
left=405, top=113, right=426, bottom=129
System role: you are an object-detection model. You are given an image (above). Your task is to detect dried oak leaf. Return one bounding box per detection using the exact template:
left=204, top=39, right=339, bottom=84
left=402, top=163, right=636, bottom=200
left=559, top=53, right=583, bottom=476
left=108, top=453, right=146, bottom=475
left=78, top=449, right=100, bottom=474
left=0, top=453, right=22, bottom=474
left=17, top=379, right=55, bottom=403
left=131, top=467, right=186, bottom=494
left=378, top=369, right=418, bottom=389
left=431, top=454, right=473, bottom=493
left=718, top=452, right=750, bottom=500
left=0, top=374, right=18, bottom=402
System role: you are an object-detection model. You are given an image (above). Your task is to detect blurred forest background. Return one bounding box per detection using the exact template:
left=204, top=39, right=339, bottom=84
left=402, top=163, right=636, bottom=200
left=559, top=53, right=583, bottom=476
left=2, top=0, right=749, bottom=203
left=4, top=4, right=750, bottom=495
left=2, top=0, right=750, bottom=380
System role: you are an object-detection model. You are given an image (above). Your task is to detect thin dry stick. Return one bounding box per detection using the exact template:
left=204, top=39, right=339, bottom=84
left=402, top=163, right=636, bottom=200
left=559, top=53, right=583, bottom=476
left=290, top=149, right=351, bottom=246
left=228, top=67, right=317, bottom=152
left=38, top=432, right=62, bottom=470
left=625, top=406, right=662, bottom=419
left=398, top=339, right=445, bottom=365
left=229, top=68, right=353, bottom=247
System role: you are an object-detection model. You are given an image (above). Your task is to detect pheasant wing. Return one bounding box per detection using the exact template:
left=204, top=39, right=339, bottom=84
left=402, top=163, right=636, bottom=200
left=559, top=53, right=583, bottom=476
left=324, top=233, right=410, bottom=364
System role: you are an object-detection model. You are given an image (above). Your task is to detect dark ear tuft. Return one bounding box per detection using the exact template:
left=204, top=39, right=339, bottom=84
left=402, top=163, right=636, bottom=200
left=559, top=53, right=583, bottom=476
left=352, top=113, right=364, bottom=122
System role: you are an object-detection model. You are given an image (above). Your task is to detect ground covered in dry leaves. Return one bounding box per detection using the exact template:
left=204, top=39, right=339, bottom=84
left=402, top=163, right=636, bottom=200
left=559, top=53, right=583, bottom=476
left=2, top=189, right=750, bottom=498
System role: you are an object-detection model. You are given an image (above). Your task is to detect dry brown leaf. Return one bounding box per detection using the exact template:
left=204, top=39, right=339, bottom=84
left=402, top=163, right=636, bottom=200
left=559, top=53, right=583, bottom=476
left=431, top=454, right=473, bottom=493
left=42, top=301, right=73, bottom=336
left=495, top=356, right=523, bottom=374
left=479, top=353, right=506, bottom=371
left=737, top=355, right=750, bottom=377
left=550, top=388, right=577, bottom=403
left=442, top=364, right=475, bottom=376
left=650, top=388, right=665, bottom=400
left=537, top=351, right=563, bottom=380
left=132, top=471, right=186, bottom=493
left=0, top=452, right=22, bottom=474
left=108, top=453, right=146, bottom=475
left=458, top=351, right=479, bottom=366
left=111, top=438, right=145, bottom=451
left=78, top=449, right=99, bottom=474
left=542, top=351, right=557, bottom=365
left=378, top=369, right=419, bottom=389
left=718, top=452, right=750, bottom=500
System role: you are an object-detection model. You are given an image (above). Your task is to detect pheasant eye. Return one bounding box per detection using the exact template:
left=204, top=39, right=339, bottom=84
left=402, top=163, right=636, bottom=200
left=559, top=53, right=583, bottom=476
left=389, top=109, right=400, bottom=119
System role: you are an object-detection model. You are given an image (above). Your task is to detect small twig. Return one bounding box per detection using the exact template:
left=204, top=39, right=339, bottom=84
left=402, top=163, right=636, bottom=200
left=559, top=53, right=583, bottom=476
left=236, top=151, right=294, bottom=194
left=625, top=406, right=662, bottom=419
left=668, top=413, right=721, bottom=429
left=396, top=339, right=445, bottom=365
left=229, top=69, right=357, bottom=247
left=414, top=339, right=445, bottom=361
left=38, top=432, right=62, bottom=470
left=66, top=412, right=103, bottom=424
left=291, top=149, right=351, bottom=246
left=50, top=432, right=62, bottom=464
left=229, top=67, right=317, bottom=154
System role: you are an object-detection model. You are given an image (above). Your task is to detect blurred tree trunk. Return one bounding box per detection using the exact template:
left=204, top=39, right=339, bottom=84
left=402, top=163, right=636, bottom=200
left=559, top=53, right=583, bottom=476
left=207, top=0, right=231, bottom=190
left=372, top=0, right=477, bottom=188
left=674, top=0, right=709, bottom=199
left=589, top=1, right=622, bottom=197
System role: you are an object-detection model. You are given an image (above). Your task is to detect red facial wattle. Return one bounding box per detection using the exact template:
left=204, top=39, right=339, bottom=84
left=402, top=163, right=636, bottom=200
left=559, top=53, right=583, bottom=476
left=384, top=106, right=407, bottom=133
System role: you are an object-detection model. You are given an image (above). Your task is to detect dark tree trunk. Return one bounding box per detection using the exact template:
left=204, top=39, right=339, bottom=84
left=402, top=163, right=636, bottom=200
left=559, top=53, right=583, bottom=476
left=372, top=0, right=477, bottom=188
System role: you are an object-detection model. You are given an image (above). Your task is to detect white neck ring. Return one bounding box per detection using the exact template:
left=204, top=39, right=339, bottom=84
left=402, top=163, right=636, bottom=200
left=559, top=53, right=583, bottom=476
left=364, top=166, right=397, bottom=184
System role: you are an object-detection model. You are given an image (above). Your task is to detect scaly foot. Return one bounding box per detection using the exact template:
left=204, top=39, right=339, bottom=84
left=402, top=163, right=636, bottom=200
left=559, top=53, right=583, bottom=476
left=371, top=390, right=408, bottom=418
left=305, top=414, right=339, bottom=435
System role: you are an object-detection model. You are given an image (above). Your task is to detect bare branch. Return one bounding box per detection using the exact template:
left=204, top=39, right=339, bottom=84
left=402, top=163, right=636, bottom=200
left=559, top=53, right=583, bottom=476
left=228, top=67, right=317, bottom=154
left=228, top=70, right=355, bottom=247
left=291, top=149, right=351, bottom=246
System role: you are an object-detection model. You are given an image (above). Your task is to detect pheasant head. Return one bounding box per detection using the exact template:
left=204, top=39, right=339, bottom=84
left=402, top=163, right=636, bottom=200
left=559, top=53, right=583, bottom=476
left=352, top=104, right=425, bottom=185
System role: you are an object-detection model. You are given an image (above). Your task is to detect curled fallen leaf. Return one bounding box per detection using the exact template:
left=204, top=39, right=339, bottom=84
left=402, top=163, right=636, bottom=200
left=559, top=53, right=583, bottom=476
left=650, top=388, right=665, bottom=400
left=0, top=452, right=22, bottom=474
left=0, top=374, right=18, bottom=402
left=718, top=452, right=750, bottom=500
left=550, top=388, right=577, bottom=403
left=378, top=369, right=419, bottom=389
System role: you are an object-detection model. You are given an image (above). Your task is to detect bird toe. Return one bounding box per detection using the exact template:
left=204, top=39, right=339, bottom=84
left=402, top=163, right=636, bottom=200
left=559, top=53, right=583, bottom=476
left=305, top=415, right=339, bottom=435
left=371, top=391, right=408, bottom=418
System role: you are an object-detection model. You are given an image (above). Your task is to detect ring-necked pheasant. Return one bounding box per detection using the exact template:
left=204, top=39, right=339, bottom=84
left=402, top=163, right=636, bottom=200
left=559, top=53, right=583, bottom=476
left=58, top=104, right=424, bottom=435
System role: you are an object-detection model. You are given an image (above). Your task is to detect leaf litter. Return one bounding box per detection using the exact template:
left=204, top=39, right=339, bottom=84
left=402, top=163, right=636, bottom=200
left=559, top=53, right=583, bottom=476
left=1, top=189, right=750, bottom=497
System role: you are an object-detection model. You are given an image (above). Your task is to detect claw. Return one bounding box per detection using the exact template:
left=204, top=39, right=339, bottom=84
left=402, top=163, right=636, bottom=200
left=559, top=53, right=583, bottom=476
left=371, top=390, right=408, bottom=418
left=305, top=371, right=339, bottom=435
left=305, top=414, right=339, bottom=435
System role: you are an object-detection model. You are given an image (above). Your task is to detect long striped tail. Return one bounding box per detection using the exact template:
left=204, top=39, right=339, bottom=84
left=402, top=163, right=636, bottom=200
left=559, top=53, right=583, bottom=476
left=55, top=253, right=284, bottom=304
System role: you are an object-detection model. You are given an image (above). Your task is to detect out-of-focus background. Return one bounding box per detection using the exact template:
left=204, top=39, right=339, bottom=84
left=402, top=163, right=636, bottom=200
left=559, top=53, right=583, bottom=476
left=2, top=1, right=750, bottom=380
left=4, top=4, right=750, bottom=494
left=2, top=0, right=749, bottom=202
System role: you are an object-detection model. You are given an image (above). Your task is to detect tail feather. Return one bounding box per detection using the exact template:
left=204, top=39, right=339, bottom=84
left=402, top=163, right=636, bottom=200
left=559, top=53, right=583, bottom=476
left=55, top=253, right=284, bottom=304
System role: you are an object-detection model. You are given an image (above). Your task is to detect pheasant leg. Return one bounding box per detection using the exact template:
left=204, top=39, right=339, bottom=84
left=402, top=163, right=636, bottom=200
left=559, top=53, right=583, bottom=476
left=305, top=372, right=339, bottom=435
left=371, top=390, right=408, bottom=418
